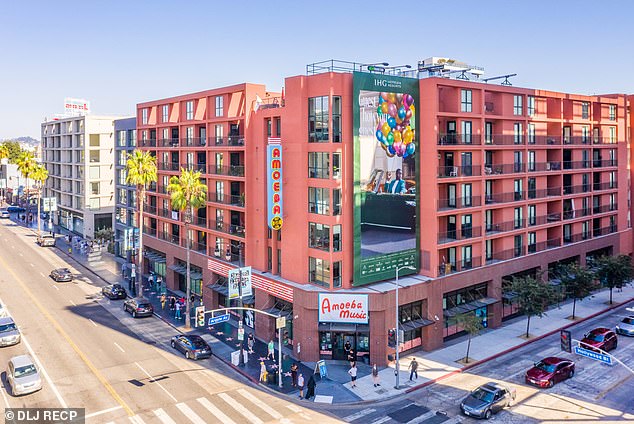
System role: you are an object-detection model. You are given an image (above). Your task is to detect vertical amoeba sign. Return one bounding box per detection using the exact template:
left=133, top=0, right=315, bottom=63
left=267, top=141, right=283, bottom=230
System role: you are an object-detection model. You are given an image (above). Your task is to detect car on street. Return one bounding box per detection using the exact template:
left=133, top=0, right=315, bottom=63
left=170, top=335, right=212, bottom=360
left=615, top=316, right=634, bottom=336
left=0, top=209, right=9, bottom=219
left=6, top=206, right=25, bottom=213
left=123, top=297, right=153, bottom=318
left=460, top=382, right=516, bottom=419
left=580, top=327, right=618, bottom=352
left=102, top=284, right=127, bottom=300
left=37, top=234, right=56, bottom=247
left=525, top=357, right=575, bottom=388
left=0, top=317, right=20, bottom=347
left=6, top=355, right=42, bottom=396
left=50, top=268, right=73, bottom=282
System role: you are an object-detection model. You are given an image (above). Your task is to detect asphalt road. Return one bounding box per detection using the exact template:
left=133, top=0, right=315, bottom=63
left=0, top=219, right=340, bottom=424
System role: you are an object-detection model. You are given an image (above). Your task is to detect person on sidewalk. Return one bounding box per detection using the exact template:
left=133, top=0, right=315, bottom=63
left=169, top=296, right=176, bottom=311
left=175, top=302, right=182, bottom=320
left=305, top=375, right=316, bottom=400
left=290, top=363, right=298, bottom=387
left=160, top=294, right=166, bottom=310
left=267, top=340, right=275, bottom=360
left=348, top=362, right=358, bottom=388
left=297, top=373, right=305, bottom=399
left=408, top=358, right=419, bottom=381
left=156, top=275, right=163, bottom=292
left=259, top=361, right=268, bottom=383
left=247, top=333, right=255, bottom=353
left=372, top=363, right=381, bottom=387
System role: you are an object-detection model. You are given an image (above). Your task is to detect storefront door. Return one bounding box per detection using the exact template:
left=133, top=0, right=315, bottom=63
left=332, top=333, right=355, bottom=360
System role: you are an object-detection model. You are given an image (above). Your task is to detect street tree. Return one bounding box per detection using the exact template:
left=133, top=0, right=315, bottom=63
left=31, top=164, right=49, bottom=237
left=456, top=312, right=484, bottom=363
left=559, top=263, right=596, bottom=320
left=595, top=255, right=633, bottom=304
left=510, top=274, right=557, bottom=338
left=0, top=144, right=8, bottom=161
left=125, top=150, right=157, bottom=297
left=15, top=151, right=36, bottom=210
left=2, top=141, right=25, bottom=163
left=168, top=168, right=207, bottom=329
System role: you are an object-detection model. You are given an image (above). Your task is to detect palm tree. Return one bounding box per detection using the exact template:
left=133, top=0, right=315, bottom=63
left=16, top=151, right=36, bottom=211
left=125, top=150, right=158, bottom=297
left=31, top=165, right=49, bottom=237
left=168, top=168, right=207, bottom=329
left=0, top=144, right=8, bottom=201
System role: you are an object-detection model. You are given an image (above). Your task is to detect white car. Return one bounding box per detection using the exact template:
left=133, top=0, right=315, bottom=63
left=7, top=355, right=42, bottom=396
left=616, top=316, right=634, bottom=337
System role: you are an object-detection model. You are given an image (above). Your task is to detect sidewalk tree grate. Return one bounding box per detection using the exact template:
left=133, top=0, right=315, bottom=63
left=388, top=404, right=430, bottom=423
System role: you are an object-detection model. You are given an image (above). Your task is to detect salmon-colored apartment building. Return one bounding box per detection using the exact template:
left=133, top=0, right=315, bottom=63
left=135, top=60, right=632, bottom=366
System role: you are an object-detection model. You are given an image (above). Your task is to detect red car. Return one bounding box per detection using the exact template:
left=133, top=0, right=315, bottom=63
left=525, top=357, right=575, bottom=388
left=580, top=327, right=618, bottom=352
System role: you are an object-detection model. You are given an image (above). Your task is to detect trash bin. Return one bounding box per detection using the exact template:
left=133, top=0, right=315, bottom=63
left=267, top=372, right=278, bottom=385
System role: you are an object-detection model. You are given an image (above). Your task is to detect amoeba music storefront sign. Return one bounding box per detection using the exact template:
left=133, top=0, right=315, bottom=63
left=318, top=293, right=371, bottom=362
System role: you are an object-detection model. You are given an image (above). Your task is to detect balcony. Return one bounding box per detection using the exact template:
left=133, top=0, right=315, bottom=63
left=528, top=186, right=561, bottom=199
left=158, top=162, right=179, bottom=171
left=563, top=185, right=591, bottom=195
left=182, top=162, right=207, bottom=173
left=208, top=164, right=245, bottom=177
left=159, top=138, right=180, bottom=148
left=593, top=204, right=618, bottom=214
left=593, top=159, right=618, bottom=168
left=438, top=226, right=482, bottom=244
left=438, top=256, right=483, bottom=276
left=438, top=165, right=481, bottom=178
left=486, top=219, right=525, bottom=234
left=181, top=238, right=207, bottom=254
left=208, top=192, right=245, bottom=207
left=213, top=136, right=245, bottom=147
left=563, top=232, right=591, bottom=244
left=180, top=137, right=207, bottom=147
left=484, top=163, right=527, bottom=175
left=210, top=220, right=245, bottom=237
left=593, top=225, right=618, bottom=237
left=527, top=213, right=562, bottom=226
left=157, top=230, right=180, bottom=245
left=484, top=135, right=526, bottom=146
left=437, top=134, right=482, bottom=145
left=593, top=181, right=618, bottom=191
left=438, top=196, right=482, bottom=210
left=485, top=191, right=526, bottom=204
left=143, top=226, right=157, bottom=237
left=562, top=160, right=591, bottom=170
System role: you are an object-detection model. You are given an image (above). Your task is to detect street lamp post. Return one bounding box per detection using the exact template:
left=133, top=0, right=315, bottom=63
left=395, top=265, right=416, bottom=390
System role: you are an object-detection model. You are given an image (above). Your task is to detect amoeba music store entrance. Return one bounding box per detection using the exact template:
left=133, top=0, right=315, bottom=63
left=317, top=293, right=371, bottom=364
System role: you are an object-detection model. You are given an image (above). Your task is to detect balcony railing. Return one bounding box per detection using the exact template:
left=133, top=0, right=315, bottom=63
left=181, top=238, right=207, bottom=253
left=485, top=191, right=526, bottom=204
left=593, top=182, right=618, bottom=191
left=213, top=136, right=245, bottom=146
left=438, top=196, right=482, bottom=210
left=593, top=225, right=618, bottom=237
left=182, top=162, right=207, bottom=173
left=527, top=213, right=562, bottom=226
left=593, top=204, right=618, bottom=214
left=180, top=137, right=207, bottom=147
left=143, top=226, right=157, bottom=237
left=208, top=164, right=245, bottom=177
left=437, top=134, right=482, bottom=145
left=593, top=159, right=618, bottom=168
left=563, top=232, right=592, bottom=244
left=438, top=165, right=481, bottom=178
left=563, top=185, right=591, bottom=195
left=562, top=160, right=591, bottom=170
left=209, top=192, right=245, bottom=207
left=438, top=226, right=482, bottom=244
left=158, top=162, right=180, bottom=171
left=486, top=219, right=525, bottom=234
left=210, top=220, right=245, bottom=237
left=159, top=138, right=180, bottom=147
left=438, top=256, right=483, bottom=276
left=157, top=230, right=180, bottom=245
left=483, top=163, right=527, bottom=175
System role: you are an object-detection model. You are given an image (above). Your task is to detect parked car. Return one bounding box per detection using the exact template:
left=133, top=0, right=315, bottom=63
left=123, top=297, right=153, bottom=318
left=615, top=316, right=634, bottom=337
left=6, top=355, right=42, bottom=396
left=0, top=209, right=9, bottom=219
left=525, top=357, right=575, bottom=388
left=37, top=234, right=56, bottom=247
left=102, top=284, right=127, bottom=300
left=460, top=382, right=516, bottom=419
left=6, top=206, right=25, bottom=213
left=50, top=268, right=73, bottom=282
left=0, top=317, right=20, bottom=347
left=580, top=327, right=618, bottom=352
left=170, top=335, right=212, bottom=360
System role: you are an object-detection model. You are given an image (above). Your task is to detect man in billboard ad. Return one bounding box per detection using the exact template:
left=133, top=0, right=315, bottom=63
left=353, top=72, right=419, bottom=285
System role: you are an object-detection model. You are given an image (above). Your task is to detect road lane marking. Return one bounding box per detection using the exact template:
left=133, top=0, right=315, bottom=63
left=344, top=408, right=376, bottom=422
left=84, top=406, right=123, bottom=419
left=197, top=397, right=237, bottom=424
left=89, top=319, right=98, bottom=327
left=153, top=408, right=177, bottom=424
left=21, top=333, right=67, bottom=408
left=40, top=272, right=46, bottom=278
left=286, top=404, right=302, bottom=413
left=176, top=403, right=206, bottom=424
left=69, top=300, right=76, bottom=306
left=0, top=255, right=134, bottom=416
left=218, top=392, right=263, bottom=424
left=237, top=388, right=283, bottom=419
left=114, top=342, right=125, bottom=353
left=129, top=416, right=146, bottom=424
left=29, top=263, right=34, bottom=267
left=371, top=417, right=391, bottom=424
left=52, top=285, right=59, bottom=290
left=134, top=362, right=177, bottom=402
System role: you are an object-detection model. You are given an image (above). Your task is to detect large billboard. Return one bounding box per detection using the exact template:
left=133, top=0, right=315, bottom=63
left=266, top=141, right=283, bottom=230
left=353, top=72, right=419, bottom=285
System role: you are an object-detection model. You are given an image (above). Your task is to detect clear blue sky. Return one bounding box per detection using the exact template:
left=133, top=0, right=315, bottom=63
left=1, top=0, right=632, bottom=139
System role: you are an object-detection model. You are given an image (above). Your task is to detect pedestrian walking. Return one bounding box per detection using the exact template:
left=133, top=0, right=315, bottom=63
left=267, top=340, right=275, bottom=360
left=344, top=340, right=352, bottom=357
left=156, top=275, right=163, bottom=292
left=147, top=273, right=154, bottom=291
left=348, top=362, right=357, bottom=388
left=160, top=294, right=166, bottom=310
left=259, top=361, right=268, bottom=383
left=290, top=363, right=298, bottom=387
left=372, top=363, right=381, bottom=387
left=169, top=296, right=176, bottom=311
left=408, top=358, right=419, bottom=381
left=305, top=375, right=316, bottom=400
left=247, top=333, right=255, bottom=353
left=297, top=373, right=305, bottom=399
left=175, top=302, right=182, bottom=320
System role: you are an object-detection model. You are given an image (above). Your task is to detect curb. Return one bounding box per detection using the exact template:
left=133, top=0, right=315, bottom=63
left=404, top=295, right=634, bottom=394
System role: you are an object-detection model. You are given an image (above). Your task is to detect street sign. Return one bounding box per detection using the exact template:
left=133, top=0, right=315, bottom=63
left=208, top=314, right=230, bottom=326
left=315, top=359, right=328, bottom=378
left=238, top=327, right=244, bottom=341
left=574, top=346, right=613, bottom=365
left=276, top=316, right=286, bottom=329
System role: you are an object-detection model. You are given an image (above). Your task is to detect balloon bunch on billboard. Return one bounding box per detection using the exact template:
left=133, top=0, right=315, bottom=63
left=375, top=92, right=416, bottom=158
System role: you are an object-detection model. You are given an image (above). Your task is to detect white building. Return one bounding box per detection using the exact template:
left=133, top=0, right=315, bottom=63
left=41, top=115, right=122, bottom=239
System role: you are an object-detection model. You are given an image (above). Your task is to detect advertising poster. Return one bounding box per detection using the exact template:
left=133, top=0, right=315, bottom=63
left=353, top=72, right=419, bottom=285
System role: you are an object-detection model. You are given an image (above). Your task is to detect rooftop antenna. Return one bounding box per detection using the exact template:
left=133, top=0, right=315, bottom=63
left=483, top=74, right=517, bottom=86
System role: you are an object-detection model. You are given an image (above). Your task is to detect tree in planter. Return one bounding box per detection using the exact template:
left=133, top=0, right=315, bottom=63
left=595, top=255, right=634, bottom=304
left=510, top=274, right=557, bottom=339
left=455, top=312, right=484, bottom=363
left=559, top=263, right=596, bottom=320
left=168, top=168, right=207, bottom=329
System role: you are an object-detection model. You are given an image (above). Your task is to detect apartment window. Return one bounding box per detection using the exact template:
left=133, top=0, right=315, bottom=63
left=186, top=127, right=194, bottom=144
left=277, top=229, right=282, bottom=241
left=461, top=121, right=472, bottom=144
left=266, top=119, right=272, bottom=137
left=485, top=239, right=493, bottom=261
left=332, top=96, right=341, bottom=143
left=309, top=222, right=330, bottom=251
left=89, top=166, right=100, bottom=179
left=528, top=232, right=536, bottom=253
left=275, top=117, right=282, bottom=137
left=333, top=225, right=341, bottom=252
left=215, top=125, right=223, bottom=144
left=117, top=130, right=126, bottom=147
left=462, top=184, right=472, bottom=207
left=129, top=130, right=137, bottom=147
left=609, top=104, right=616, bottom=121
left=609, top=127, right=616, bottom=143
left=277, top=249, right=282, bottom=275
left=89, top=198, right=100, bottom=209
left=462, top=245, right=472, bottom=269
left=610, top=193, right=616, bottom=210
left=527, top=95, right=535, bottom=116
left=582, top=221, right=590, bottom=239
left=141, top=108, right=148, bottom=125
left=582, top=126, right=590, bottom=144
left=514, top=207, right=523, bottom=229
left=308, top=152, right=329, bottom=178
left=333, top=188, right=341, bottom=215
left=528, top=150, right=535, bottom=171
left=514, top=235, right=523, bottom=257
left=528, top=205, right=536, bottom=226
left=528, top=124, right=535, bottom=145
left=581, top=102, right=589, bottom=119
left=309, top=257, right=330, bottom=287
left=267, top=228, right=272, bottom=239
left=332, top=153, right=341, bottom=179
left=484, top=122, right=493, bottom=144
left=513, top=123, right=523, bottom=144
left=514, top=179, right=523, bottom=200
left=333, top=261, right=342, bottom=288
left=308, top=96, right=329, bottom=142
left=162, top=105, right=169, bottom=122
left=514, top=151, right=523, bottom=172
left=563, top=224, right=572, bottom=243
left=215, top=96, right=224, bottom=117
left=609, top=171, right=616, bottom=188
left=460, top=89, right=472, bottom=113
left=308, top=187, right=330, bottom=215
left=461, top=215, right=472, bottom=238
left=186, top=101, right=194, bottom=120
left=117, top=150, right=127, bottom=167
left=215, top=181, right=224, bottom=201
left=513, top=95, right=523, bottom=115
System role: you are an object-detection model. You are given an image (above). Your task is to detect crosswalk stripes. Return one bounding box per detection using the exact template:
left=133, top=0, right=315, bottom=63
left=153, top=408, right=177, bottom=424
left=237, top=388, right=284, bottom=419
left=197, top=397, right=238, bottom=424
left=128, top=416, right=146, bottom=424
left=344, top=408, right=376, bottom=422
left=370, top=417, right=391, bottom=424
left=218, top=392, right=264, bottom=424
left=176, top=403, right=207, bottom=424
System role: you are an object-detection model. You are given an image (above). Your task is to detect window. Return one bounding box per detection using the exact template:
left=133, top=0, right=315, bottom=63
left=129, top=129, right=137, bottom=147
left=527, top=95, right=535, bottom=116
left=275, top=117, right=282, bottom=137
left=277, top=249, right=282, bottom=275
left=89, top=166, right=100, bottom=179
left=528, top=150, right=535, bottom=171
left=309, top=222, right=330, bottom=251
left=308, top=152, right=329, bottom=178
left=162, top=105, right=169, bottom=122
left=309, top=257, right=330, bottom=287
left=528, top=123, right=535, bottom=144
left=563, top=224, right=572, bottom=243
left=460, top=89, right=472, bottom=112
left=461, top=214, right=472, bottom=238
left=186, top=101, right=194, bottom=120
left=267, top=247, right=272, bottom=271
left=485, top=239, right=493, bottom=260
left=513, top=95, right=523, bottom=115
left=117, top=150, right=128, bottom=167
left=90, top=182, right=99, bottom=195
left=514, top=151, right=523, bottom=172
left=186, top=127, right=194, bottom=143
left=461, top=183, right=472, bottom=207
left=333, top=225, right=341, bottom=251
left=309, top=96, right=329, bottom=142
left=609, top=104, right=616, bottom=121
left=528, top=205, right=536, bottom=225
left=527, top=177, right=535, bottom=198
left=513, top=123, right=523, bottom=144
left=308, top=187, right=330, bottom=215
left=528, top=232, right=536, bottom=253
left=141, top=108, right=148, bottom=125
left=462, top=245, right=472, bottom=269
left=609, top=127, right=616, bottom=143
left=582, top=126, right=590, bottom=144
left=514, top=234, right=523, bottom=257
left=461, top=121, right=472, bottom=144
left=117, top=130, right=126, bottom=147
left=582, top=221, right=590, bottom=239
left=266, top=119, right=272, bottom=137
left=332, top=152, right=341, bottom=179
left=514, top=179, right=523, bottom=200
left=399, top=301, right=423, bottom=324
left=333, top=261, right=341, bottom=287
left=485, top=122, right=493, bottom=144
left=582, top=102, right=589, bottom=119
left=215, top=96, right=224, bottom=117
left=332, top=96, right=341, bottom=142
left=333, top=188, right=341, bottom=215
left=514, top=207, right=523, bottom=229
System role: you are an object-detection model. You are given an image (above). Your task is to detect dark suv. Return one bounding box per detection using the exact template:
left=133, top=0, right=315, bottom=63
left=580, top=327, right=618, bottom=352
left=102, top=284, right=127, bottom=300
left=123, top=297, right=153, bottom=318
left=460, top=382, right=516, bottom=419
